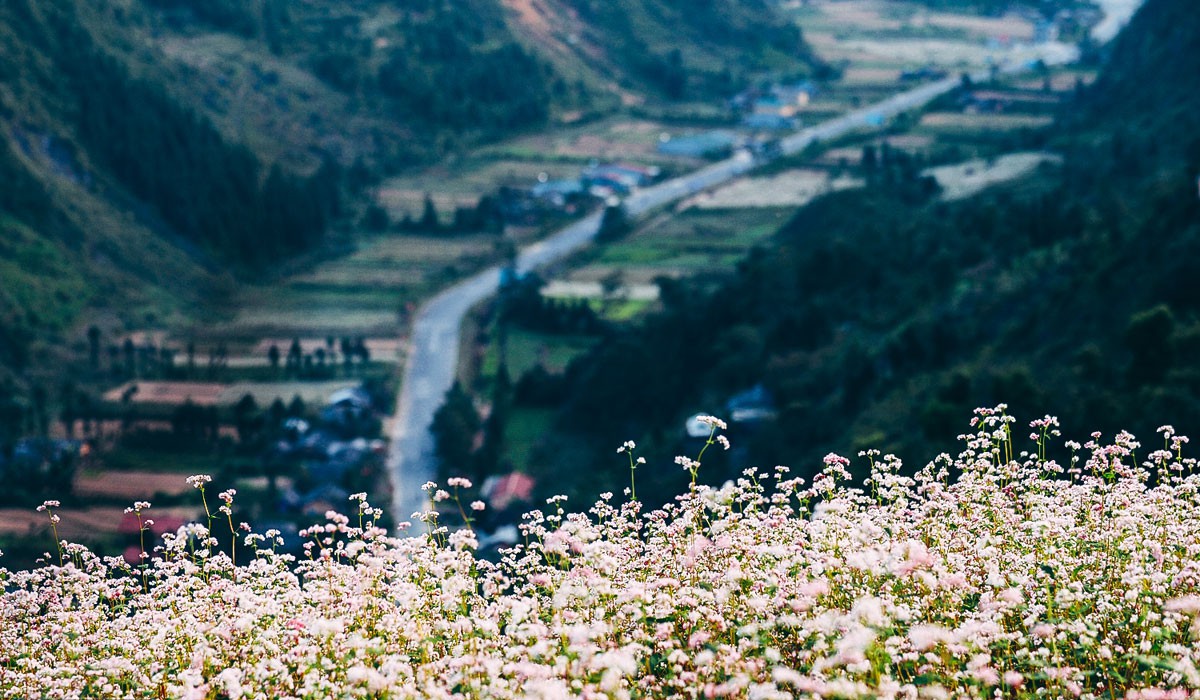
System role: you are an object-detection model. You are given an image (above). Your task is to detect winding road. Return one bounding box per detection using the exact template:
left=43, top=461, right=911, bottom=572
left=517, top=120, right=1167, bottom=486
left=386, top=42, right=1086, bottom=525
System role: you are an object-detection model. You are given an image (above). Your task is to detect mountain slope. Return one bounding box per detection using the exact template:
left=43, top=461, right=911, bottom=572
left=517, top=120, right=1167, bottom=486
left=0, top=0, right=820, bottom=389
left=504, top=0, right=827, bottom=103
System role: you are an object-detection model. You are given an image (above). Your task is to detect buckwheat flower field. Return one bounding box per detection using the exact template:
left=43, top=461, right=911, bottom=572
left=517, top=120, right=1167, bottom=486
left=4, top=407, right=1200, bottom=699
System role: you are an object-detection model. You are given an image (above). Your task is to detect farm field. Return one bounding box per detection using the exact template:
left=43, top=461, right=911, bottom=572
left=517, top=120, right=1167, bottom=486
left=924, top=151, right=1064, bottom=201
left=377, top=117, right=701, bottom=221
left=685, top=169, right=865, bottom=209
left=790, top=0, right=1038, bottom=68
left=918, top=111, right=1056, bottom=131
left=589, top=207, right=797, bottom=274
left=224, top=233, right=509, bottom=339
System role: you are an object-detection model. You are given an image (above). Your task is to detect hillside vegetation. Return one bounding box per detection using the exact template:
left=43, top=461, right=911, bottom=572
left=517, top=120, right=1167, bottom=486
left=0, top=0, right=819, bottom=389
left=523, top=0, right=1200, bottom=505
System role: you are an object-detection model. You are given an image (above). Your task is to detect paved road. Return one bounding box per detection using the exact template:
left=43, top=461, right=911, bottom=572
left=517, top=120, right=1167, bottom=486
left=385, top=43, right=1082, bottom=525
left=388, top=212, right=602, bottom=523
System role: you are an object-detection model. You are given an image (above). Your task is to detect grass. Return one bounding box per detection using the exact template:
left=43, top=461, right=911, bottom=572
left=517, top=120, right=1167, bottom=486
left=223, top=232, right=511, bottom=338
left=918, top=112, right=1056, bottom=132
left=590, top=298, right=655, bottom=322
left=591, top=207, right=794, bottom=272
left=156, top=35, right=366, bottom=172
left=499, top=407, right=555, bottom=471
left=0, top=223, right=89, bottom=330
left=102, top=445, right=224, bottom=475
left=480, top=329, right=598, bottom=382
left=202, top=361, right=398, bottom=384
left=474, top=327, right=599, bottom=471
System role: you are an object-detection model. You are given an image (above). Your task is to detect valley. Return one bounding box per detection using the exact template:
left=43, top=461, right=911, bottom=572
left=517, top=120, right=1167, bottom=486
left=0, top=0, right=1159, bottom=566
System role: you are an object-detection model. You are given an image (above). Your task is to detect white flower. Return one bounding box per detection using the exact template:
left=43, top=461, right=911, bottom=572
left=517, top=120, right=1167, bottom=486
left=186, top=475, right=211, bottom=489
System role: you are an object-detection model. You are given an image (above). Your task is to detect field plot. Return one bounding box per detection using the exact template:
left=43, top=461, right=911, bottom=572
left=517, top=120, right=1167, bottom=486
left=578, top=207, right=796, bottom=285
left=103, top=381, right=227, bottom=407
left=478, top=118, right=677, bottom=163
left=378, top=118, right=690, bottom=220
left=220, top=380, right=360, bottom=407
left=839, top=67, right=903, bottom=85
left=542, top=281, right=661, bottom=302
left=915, top=10, right=1035, bottom=41
left=482, top=330, right=597, bottom=379
left=225, top=233, right=504, bottom=338
left=102, top=378, right=361, bottom=409
left=825, top=37, right=1002, bottom=67
left=790, top=0, right=1043, bottom=77
left=75, top=471, right=196, bottom=500
left=249, top=338, right=405, bottom=362
left=1014, top=69, right=1098, bottom=92
left=378, top=160, right=582, bottom=220
left=685, top=170, right=865, bottom=209
left=918, top=112, right=1055, bottom=132
left=924, top=151, right=1063, bottom=201
left=0, top=506, right=196, bottom=541
left=798, top=0, right=1034, bottom=42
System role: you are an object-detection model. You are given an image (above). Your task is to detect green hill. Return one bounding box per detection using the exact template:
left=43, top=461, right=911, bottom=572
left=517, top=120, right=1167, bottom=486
left=0, top=0, right=820, bottom=395
left=524, top=0, right=1200, bottom=504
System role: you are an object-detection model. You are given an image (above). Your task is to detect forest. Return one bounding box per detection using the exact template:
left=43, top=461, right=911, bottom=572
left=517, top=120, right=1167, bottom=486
left=14, top=1, right=340, bottom=270
left=73, top=51, right=340, bottom=270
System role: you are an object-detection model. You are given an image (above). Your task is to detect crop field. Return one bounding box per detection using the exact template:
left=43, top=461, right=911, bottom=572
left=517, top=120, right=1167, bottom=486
left=1014, top=68, right=1098, bottom=92
left=685, top=169, right=865, bottom=209
left=249, top=338, right=404, bottom=362
left=100, top=377, right=368, bottom=410
left=378, top=118, right=693, bottom=222
left=790, top=0, right=1042, bottom=85
left=590, top=207, right=796, bottom=273
left=821, top=37, right=1010, bottom=67
left=924, top=151, right=1064, bottom=201
left=476, top=118, right=680, bottom=164
left=219, top=380, right=362, bottom=408
left=100, top=445, right=236, bottom=476
left=498, top=407, right=555, bottom=472
left=918, top=111, right=1056, bottom=132
left=480, top=330, right=597, bottom=381
left=74, top=470, right=197, bottom=500
left=0, top=506, right=128, bottom=541
left=223, top=233, right=507, bottom=339
left=102, top=381, right=227, bottom=407
left=475, top=328, right=600, bottom=472
left=378, top=161, right=582, bottom=221
left=795, top=0, right=1035, bottom=43
left=463, top=207, right=787, bottom=325
left=542, top=281, right=661, bottom=302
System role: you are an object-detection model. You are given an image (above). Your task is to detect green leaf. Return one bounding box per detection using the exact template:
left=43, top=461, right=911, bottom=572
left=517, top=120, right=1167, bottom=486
left=1135, top=655, right=1177, bottom=671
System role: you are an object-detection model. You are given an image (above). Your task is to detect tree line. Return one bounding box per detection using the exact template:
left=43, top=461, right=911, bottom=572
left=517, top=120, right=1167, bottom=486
left=70, top=49, right=340, bottom=270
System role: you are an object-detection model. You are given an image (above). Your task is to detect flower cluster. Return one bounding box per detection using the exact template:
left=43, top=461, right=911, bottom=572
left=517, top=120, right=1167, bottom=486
left=3, top=409, right=1200, bottom=698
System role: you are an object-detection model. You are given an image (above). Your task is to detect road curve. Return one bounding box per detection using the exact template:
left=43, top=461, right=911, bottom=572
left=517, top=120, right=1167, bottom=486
left=386, top=46, right=1077, bottom=525
left=387, top=212, right=602, bottom=524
